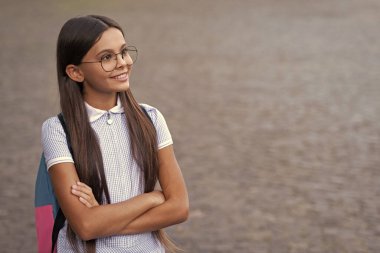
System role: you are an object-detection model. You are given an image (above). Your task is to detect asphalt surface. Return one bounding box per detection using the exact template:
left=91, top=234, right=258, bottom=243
left=1, top=0, right=379, bottom=252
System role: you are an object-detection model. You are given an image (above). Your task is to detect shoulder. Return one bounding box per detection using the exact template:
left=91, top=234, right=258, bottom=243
left=41, top=115, right=66, bottom=140
left=41, top=115, right=74, bottom=169
left=139, top=103, right=158, bottom=113
left=139, top=103, right=173, bottom=145
left=139, top=103, right=165, bottom=123
left=42, top=116, right=61, bottom=132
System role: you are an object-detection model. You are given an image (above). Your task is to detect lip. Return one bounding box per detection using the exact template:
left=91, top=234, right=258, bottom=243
left=110, top=72, right=129, bottom=81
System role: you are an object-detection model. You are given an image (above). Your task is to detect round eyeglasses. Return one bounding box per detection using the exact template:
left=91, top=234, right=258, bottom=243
left=81, top=46, right=138, bottom=72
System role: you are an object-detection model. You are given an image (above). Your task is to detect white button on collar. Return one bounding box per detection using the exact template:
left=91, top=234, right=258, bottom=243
left=107, top=112, right=113, bottom=125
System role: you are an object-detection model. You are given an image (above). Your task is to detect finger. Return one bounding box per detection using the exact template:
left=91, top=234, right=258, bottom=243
left=79, top=197, right=93, bottom=208
left=77, top=182, right=93, bottom=192
left=71, top=189, right=91, bottom=200
left=72, top=184, right=92, bottom=195
left=79, top=196, right=99, bottom=208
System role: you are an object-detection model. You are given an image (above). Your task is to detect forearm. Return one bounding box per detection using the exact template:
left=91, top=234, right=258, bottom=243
left=117, top=145, right=189, bottom=235
left=120, top=198, right=189, bottom=235
left=69, top=193, right=159, bottom=240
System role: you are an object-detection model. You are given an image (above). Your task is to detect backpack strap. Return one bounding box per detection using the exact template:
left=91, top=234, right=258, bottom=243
left=51, top=208, right=65, bottom=253
left=58, top=113, right=73, bottom=155
left=51, top=113, right=72, bottom=253
left=140, top=105, right=153, bottom=125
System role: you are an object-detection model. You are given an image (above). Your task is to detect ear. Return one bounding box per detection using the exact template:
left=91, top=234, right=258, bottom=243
left=66, top=64, right=85, bottom=83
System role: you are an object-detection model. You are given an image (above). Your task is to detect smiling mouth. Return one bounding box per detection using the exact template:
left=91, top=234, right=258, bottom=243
left=111, top=73, right=128, bottom=81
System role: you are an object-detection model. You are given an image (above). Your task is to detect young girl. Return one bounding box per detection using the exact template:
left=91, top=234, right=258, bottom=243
left=42, top=15, right=189, bottom=253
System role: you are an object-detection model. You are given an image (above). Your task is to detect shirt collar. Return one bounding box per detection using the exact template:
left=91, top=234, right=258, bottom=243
left=84, top=96, right=124, bottom=123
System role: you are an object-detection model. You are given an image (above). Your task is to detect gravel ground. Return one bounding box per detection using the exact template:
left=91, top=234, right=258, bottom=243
left=0, top=0, right=379, bottom=252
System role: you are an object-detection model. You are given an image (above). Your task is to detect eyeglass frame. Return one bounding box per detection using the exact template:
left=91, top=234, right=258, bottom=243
left=80, top=45, right=138, bottom=72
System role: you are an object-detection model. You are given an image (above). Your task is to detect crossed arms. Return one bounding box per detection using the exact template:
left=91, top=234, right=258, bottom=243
left=49, top=145, right=189, bottom=241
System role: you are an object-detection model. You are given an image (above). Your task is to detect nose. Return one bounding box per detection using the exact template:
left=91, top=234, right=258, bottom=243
left=116, top=53, right=133, bottom=67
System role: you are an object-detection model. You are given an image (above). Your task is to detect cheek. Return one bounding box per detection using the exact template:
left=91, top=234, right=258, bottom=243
left=83, top=72, right=112, bottom=90
left=83, top=68, right=109, bottom=83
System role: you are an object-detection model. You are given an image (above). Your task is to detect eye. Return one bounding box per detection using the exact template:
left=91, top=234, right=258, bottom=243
left=101, top=53, right=114, bottom=62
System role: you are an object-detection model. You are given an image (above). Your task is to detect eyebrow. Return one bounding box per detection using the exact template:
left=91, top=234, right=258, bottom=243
left=95, top=43, right=127, bottom=57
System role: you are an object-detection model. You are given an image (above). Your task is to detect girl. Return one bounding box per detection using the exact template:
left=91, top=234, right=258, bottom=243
left=42, top=15, right=189, bottom=253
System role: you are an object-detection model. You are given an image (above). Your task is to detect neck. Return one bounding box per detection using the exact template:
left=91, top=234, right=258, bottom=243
left=83, top=92, right=118, bottom=111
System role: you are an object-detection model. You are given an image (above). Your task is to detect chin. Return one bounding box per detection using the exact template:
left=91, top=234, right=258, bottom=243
left=114, top=81, right=130, bottom=92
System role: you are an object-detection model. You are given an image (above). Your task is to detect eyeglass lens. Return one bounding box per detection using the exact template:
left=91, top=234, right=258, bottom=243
left=101, top=46, right=138, bottom=72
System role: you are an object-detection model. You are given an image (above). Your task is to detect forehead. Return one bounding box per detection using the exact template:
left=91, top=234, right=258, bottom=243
left=90, top=27, right=126, bottom=53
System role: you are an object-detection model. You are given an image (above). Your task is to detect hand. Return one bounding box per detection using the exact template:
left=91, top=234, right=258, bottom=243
left=71, top=181, right=100, bottom=208
left=149, top=190, right=166, bottom=206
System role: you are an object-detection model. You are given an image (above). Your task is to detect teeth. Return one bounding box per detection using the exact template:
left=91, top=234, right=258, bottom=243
left=113, top=73, right=127, bottom=80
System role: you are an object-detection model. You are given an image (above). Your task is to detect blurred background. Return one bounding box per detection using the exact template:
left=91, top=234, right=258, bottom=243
left=1, top=0, right=380, bottom=252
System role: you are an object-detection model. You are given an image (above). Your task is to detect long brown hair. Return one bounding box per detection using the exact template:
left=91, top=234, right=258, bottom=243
left=56, top=15, right=177, bottom=252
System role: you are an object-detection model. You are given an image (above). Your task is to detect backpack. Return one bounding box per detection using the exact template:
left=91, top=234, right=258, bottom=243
left=34, top=107, right=153, bottom=253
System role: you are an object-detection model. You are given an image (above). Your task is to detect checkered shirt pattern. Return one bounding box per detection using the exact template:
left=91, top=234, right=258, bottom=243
left=41, top=102, right=172, bottom=253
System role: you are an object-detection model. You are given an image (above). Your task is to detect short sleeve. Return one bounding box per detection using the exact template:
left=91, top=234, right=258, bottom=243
left=41, top=116, right=74, bottom=170
left=140, top=104, right=173, bottom=149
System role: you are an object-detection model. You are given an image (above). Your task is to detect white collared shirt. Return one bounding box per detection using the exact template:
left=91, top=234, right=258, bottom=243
left=41, top=100, right=172, bottom=252
left=84, top=96, right=124, bottom=123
